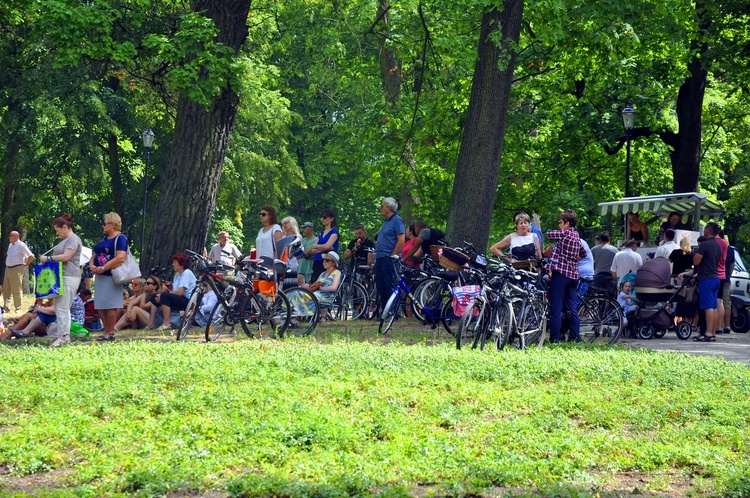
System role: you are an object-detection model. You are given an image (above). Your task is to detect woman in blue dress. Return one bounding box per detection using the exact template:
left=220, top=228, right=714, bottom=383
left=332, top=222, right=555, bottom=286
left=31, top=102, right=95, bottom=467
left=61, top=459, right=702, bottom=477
left=305, top=209, right=339, bottom=281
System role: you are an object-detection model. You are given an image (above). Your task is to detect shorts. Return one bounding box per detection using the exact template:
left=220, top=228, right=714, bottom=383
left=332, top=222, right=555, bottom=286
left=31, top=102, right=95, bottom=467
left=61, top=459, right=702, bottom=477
left=698, top=278, right=720, bottom=310
left=722, top=281, right=732, bottom=308
left=39, top=313, right=57, bottom=325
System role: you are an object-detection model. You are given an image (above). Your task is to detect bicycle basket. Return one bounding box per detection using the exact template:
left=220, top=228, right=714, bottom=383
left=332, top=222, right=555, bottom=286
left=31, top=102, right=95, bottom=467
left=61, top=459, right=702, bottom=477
left=440, top=247, right=469, bottom=271
left=430, top=245, right=445, bottom=260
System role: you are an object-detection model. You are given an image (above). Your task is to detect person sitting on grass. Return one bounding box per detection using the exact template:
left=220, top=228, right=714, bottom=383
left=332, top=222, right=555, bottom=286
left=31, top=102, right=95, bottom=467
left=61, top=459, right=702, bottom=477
left=304, top=252, right=341, bottom=320
left=81, top=289, right=102, bottom=330
left=115, top=275, right=164, bottom=331
left=3, top=302, right=56, bottom=339
left=148, top=254, right=196, bottom=330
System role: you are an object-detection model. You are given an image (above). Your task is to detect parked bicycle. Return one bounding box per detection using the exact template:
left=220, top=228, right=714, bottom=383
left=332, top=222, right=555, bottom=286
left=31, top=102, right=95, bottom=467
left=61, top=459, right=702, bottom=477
left=378, top=259, right=458, bottom=335
left=177, top=250, right=292, bottom=341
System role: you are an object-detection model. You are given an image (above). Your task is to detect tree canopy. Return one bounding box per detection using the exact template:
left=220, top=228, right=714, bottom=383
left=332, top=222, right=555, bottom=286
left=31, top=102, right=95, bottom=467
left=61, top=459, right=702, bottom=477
left=2, top=0, right=749, bottom=273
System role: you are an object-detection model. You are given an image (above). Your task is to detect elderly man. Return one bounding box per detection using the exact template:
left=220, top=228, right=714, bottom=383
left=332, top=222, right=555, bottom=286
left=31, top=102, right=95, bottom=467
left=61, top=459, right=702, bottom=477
left=207, top=231, right=242, bottom=267
left=374, top=197, right=405, bottom=314
left=4, top=231, right=35, bottom=312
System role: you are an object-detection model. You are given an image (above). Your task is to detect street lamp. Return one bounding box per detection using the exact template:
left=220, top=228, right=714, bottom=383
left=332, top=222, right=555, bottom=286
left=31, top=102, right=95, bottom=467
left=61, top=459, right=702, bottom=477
left=621, top=104, right=636, bottom=197
left=141, top=128, right=155, bottom=256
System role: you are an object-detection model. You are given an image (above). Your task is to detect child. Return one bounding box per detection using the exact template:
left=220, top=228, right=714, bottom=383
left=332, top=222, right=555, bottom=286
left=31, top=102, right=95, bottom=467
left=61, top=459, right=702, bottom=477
left=617, top=281, right=639, bottom=326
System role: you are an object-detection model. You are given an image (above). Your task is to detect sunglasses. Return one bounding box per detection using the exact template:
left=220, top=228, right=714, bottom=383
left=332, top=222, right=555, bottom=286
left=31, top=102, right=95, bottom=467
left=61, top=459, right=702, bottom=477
left=145, top=281, right=156, bottom=285
left=259, top=212, right=268, bottom=216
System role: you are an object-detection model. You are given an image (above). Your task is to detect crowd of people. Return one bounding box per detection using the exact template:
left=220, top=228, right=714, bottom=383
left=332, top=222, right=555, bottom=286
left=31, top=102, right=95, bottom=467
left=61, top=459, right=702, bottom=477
left=0, top=201, right=740, bottom=346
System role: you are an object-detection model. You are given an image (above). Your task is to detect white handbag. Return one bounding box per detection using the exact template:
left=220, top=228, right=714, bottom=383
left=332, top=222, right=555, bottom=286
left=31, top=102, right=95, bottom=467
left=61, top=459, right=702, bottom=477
left=111, top=235, right=142, bottom=284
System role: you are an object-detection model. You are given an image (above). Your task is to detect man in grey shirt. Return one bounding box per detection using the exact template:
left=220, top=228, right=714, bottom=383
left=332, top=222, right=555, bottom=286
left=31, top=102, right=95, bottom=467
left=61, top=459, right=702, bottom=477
left=591, top=231, right=618, bottom=274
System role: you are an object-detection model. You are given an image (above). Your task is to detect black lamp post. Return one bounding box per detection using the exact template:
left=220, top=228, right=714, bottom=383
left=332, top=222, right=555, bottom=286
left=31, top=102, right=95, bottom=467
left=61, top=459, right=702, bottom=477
left=141, top=128, right=155, bottom=256
left=621, top=104, right=636, bottom=197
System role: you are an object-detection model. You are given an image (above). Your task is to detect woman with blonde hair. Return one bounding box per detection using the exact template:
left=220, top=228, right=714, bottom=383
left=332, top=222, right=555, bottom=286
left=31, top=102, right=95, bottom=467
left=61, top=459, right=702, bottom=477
left=90, top=212, right=128, bottom=341
left=669, top=237, right=694, bottom=275
left=281, top=216, right=300, bottom=236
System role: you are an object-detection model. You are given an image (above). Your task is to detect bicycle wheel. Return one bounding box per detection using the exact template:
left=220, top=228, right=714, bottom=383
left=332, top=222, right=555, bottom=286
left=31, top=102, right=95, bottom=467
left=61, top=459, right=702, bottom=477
left=242, top=291, right=291, bottom=339
left=205, top=286, right=239, bottom=342
left=177, top=288, right=203, bottom=341
left=456, top=300, right=483, bottom=350
left=378, top=291, right=401, bottom=334
left=282, top=286, right=319, bottom=337
left=578, top=295, right=623, bottom=345
left=411, top=277, right=445, bottom=323
left=205, top=301, right=236, bottom=341
left=440, top=297, right=459, bottom=336
left=517, top=294, right=547, bottom=350
left=494, top=300, right=514, bottom=350
left=332, top=281, right=368, bottom=321
left=501, top=298, right=526, bottom=349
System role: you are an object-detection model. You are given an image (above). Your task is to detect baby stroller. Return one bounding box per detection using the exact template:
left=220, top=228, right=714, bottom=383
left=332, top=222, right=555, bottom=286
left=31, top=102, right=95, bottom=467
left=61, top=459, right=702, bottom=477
left=632, top=257, right=696, bottom=340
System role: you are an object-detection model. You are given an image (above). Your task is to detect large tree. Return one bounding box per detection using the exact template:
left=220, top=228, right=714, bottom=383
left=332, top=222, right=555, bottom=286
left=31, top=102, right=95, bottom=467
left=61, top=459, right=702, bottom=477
left=144, top=0, right=252, bottom=268
left=446, top=0, right=525, bottom=250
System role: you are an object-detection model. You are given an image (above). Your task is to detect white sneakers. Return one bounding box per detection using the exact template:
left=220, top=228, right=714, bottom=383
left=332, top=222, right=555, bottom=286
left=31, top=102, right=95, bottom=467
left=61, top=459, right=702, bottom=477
left=50, top=335, right=71, bottom=347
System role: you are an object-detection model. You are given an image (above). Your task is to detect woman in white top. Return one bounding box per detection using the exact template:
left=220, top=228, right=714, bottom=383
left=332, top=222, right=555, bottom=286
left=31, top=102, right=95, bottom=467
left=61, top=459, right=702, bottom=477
left=490, top=212, right=542, bottom=261
left=256, top=205, right=283, bottom=259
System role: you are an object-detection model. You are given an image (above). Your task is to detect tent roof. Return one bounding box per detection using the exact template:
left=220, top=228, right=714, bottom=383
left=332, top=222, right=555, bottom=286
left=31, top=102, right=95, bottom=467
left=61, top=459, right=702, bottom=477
left=598, top=192, right=724, bottom=221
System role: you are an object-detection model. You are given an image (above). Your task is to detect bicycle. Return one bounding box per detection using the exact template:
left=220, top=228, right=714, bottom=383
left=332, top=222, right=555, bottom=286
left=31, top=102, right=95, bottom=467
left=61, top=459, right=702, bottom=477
left=378, top=258, right=457, bottom=335
left=177, top=250, right=292, bottom=341
left=575, top=280, right=624, bottom=344
left=331, top=254, right=371, bottom=321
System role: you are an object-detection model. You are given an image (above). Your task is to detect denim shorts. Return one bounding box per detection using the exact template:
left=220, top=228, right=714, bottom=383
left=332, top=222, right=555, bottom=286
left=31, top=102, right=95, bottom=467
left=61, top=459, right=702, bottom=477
left=698, top=278, right=720, bottom=310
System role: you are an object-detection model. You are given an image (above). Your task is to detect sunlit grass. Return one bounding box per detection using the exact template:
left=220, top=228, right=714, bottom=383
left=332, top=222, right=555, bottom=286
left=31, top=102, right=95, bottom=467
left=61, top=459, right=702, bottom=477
left=1, top=327, right=749, bottom=496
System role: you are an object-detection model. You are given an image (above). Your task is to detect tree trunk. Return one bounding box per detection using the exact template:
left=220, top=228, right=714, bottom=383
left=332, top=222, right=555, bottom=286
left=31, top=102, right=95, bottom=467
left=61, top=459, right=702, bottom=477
left=446, top=0, right=524, bottom=251
left=375, top=0, right=401, bottom=103
left=143, top=0, right=251, bottom=270
left=107, top=133, right=125, bottom=219
left=669, top=4, right=709, bottom=193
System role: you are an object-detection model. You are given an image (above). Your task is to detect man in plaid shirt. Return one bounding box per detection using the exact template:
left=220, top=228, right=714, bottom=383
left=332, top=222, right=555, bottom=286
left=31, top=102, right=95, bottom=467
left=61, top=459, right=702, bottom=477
left=546, top=209, right=587, bottom=343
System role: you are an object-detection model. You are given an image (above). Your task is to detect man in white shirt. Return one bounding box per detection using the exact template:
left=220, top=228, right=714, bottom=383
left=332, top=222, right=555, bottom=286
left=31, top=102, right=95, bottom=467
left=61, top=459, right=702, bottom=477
left=207, top=231, right=242, bottom=267
left=610, top=239, right=643, bottom=286
left=4, top=231, right=35, bottom=312
left=654, top=229, right=679, bottom=260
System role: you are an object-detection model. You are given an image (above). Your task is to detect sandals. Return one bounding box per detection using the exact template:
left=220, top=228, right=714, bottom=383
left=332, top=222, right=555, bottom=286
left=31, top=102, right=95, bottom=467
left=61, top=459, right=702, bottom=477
left=692, top=335, right=716, bottom=342
left=96, top=334, right=116, bottom=342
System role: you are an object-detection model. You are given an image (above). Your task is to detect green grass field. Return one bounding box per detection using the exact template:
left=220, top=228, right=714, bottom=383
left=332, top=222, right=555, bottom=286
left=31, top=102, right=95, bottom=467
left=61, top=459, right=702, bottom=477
left=1, top=322, right=749, bottom=497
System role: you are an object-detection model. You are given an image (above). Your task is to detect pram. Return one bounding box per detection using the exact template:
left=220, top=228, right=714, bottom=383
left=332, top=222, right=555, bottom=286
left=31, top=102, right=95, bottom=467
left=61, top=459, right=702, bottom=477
left=632, top=257, right=696, bottom=340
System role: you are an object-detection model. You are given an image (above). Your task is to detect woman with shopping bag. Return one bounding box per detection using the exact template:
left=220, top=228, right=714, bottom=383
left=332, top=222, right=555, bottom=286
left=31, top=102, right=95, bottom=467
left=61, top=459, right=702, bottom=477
left=39, top=214, right=82, bottom=347
left=89, top=212, right=128, bottom=341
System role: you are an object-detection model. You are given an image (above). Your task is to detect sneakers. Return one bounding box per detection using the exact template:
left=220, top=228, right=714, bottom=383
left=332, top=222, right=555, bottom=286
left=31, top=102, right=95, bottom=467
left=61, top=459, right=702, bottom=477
left=50, top=335, right=71, bottom=347
left=722, top=327, right=731, bottom=334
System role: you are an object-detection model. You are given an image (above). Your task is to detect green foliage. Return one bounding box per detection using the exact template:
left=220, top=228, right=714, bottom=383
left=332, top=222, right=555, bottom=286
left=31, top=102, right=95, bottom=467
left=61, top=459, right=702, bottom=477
left=0, top=339, right=749, bottom=495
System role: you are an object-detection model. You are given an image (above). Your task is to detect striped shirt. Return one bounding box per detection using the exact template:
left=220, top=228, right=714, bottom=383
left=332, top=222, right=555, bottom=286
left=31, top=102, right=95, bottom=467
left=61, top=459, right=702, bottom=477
left=546, top=228, right=586, bottom=279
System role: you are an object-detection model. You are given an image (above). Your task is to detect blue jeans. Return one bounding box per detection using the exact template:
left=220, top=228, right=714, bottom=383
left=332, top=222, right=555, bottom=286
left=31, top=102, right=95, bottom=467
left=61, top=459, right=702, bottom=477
left=374, top=258, right=398, bottom=314
left=549, top=271, right=580, bottom=342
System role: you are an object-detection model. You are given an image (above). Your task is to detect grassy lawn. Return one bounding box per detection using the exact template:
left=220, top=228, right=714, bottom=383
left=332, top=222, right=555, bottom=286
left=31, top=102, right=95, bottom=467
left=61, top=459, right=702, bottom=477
left=1, top=314, right=749, bottom=497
